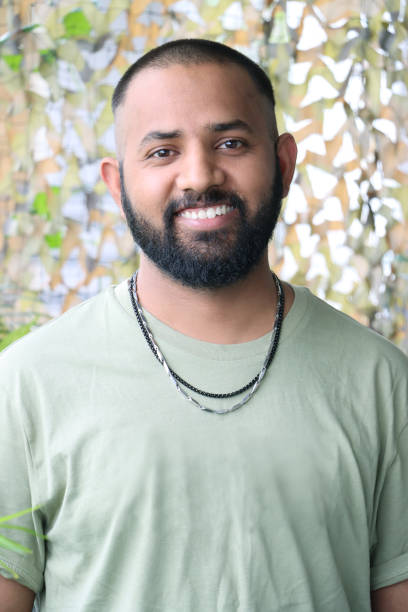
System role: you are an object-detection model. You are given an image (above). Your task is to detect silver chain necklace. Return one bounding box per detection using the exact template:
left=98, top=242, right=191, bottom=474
left=128, top=272, right=285, bottom=415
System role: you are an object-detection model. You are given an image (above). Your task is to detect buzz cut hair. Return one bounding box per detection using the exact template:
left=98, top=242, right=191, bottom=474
left=111, top=38, right=276, bottom=115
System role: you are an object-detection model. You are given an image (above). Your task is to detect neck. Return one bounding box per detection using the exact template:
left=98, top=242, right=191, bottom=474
left=134, top=253, right=294, bottom=343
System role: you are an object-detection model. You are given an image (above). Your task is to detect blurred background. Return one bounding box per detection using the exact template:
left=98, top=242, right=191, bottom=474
left=0, top=0, right=407, bottom=352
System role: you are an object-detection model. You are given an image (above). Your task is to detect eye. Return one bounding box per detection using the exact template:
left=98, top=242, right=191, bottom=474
left=148, top=148, right=175, bottom=159
left=218, top=139, right=245, bottom=150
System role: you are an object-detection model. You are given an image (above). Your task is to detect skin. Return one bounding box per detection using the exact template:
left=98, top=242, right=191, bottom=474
left=0, top=574, right=35, bottom=611
left=101, top=62, right=297, bottom=343
left=371, top=580, right=408, bottom=611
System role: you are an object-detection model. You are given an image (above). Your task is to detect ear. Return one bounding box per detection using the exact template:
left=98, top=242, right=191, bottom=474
left=276, top=133, right=297, bottom=198
left=100, top=157, right=124, bottom=216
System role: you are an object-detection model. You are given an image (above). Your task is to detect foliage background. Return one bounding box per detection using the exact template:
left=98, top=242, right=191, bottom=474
left=0, top=0, right=407, bottom=351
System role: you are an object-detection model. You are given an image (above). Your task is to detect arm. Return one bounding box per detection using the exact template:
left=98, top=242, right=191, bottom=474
left=0, top=575, right=35, bottom=612
left=371, top=579, right=408, bottom=612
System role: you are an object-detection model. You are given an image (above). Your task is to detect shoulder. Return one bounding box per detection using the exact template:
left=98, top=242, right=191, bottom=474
left=288, top=286, right=408, bottom=437
left=292, top=285, right=408, bottom=377
left=0, top=285, right=123, bottom=377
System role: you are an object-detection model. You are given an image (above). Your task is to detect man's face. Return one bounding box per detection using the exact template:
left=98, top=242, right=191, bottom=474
left=115, top=62, right=284, bottom=288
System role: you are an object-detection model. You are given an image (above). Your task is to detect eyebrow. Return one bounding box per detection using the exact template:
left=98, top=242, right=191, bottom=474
left=138, top=119, right=253, bottom=149
left=207, top=119, right=254, bottom=134
left=139, top=130, right=182, bottom=149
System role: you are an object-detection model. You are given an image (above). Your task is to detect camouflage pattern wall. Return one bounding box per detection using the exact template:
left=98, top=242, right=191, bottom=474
left=1, top=0, right=407, bottom=351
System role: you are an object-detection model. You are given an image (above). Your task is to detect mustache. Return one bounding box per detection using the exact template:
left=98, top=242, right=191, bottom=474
left=164, top=188, right=246, bottom=226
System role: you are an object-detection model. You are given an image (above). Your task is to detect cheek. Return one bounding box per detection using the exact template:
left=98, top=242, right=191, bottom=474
left=128, top=170, right=173, bottom=207
left=240, top=159, right=274, bottom=198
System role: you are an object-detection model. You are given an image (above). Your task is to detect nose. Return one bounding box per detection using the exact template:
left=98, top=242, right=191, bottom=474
left=175, top=146, right=225, bottom=193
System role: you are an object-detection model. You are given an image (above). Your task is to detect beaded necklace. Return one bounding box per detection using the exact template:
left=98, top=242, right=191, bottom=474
left=128, top=272, right=284, bottom=414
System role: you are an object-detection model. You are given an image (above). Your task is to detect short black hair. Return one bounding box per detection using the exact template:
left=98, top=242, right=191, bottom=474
left=112, top=38, right=276, bottom=114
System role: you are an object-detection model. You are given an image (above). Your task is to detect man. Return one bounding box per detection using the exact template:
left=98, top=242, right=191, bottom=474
left=0, top=39, right=407, bottom=612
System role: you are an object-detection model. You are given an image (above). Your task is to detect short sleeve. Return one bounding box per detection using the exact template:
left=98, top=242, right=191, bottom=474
left=0, top=382, right=44, bottom=593
left=370, top=422, right=408, bottom=589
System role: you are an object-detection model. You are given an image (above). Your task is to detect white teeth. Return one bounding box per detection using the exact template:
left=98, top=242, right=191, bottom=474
left=180, top=205, right=234, bottom=219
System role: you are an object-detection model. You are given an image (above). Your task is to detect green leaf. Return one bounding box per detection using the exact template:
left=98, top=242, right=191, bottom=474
left=0, top=506, right=41, bottom=524
left=45, top=232, right=62, bottom=248
left=3, top=54, right=23, bottom=71
left=0, top=534, right=32, bottom=556
left=384, top=0, right=400, bottom=13
left=0, top=525, right=46, bottom=540
left=63, top=10, right=92, bottom=37
left=0, top=323, right=35, bottom=352
left=21, top=24, right=40, bottom=33
left=365, top=67, right=381, bottom=115
left=32, top=192, right=50, bottom=219
left=40, top=49, right=57, bottom=64
left=269, top=8, right=290, bottom=44
left=0, top=558, right=19, bottom=579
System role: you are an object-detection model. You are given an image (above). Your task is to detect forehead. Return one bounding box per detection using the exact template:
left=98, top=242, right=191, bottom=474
left=115, top=63, right=274, bottom=152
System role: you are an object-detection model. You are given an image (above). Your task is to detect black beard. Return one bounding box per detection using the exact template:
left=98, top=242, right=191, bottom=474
left=119, top=164, right=283, bottom=289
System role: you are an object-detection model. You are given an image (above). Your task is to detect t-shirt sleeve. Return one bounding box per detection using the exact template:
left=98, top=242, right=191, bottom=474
left=0, top=382, right=45, bottom=593
left=370, top=422, right=408, bottom=590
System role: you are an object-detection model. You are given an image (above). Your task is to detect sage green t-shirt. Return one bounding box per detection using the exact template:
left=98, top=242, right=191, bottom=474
left=0, top=281, right=407, bottom=611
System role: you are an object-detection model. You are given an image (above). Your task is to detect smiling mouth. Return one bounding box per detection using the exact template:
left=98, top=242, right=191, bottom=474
left=178, top=205, right=235, bottom=220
